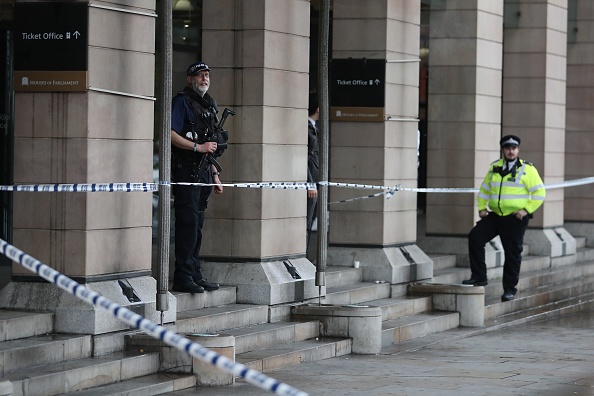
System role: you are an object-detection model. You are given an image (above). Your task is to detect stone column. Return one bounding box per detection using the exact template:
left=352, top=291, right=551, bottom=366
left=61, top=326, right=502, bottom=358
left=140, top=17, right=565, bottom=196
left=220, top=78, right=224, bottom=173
left=422, top=1, right=504, bottom=257
left=564, top=0, right=594, bottom=242
left=326, top=1, right=431, bottom=286
left=503, top=0, right=575, bottom=258
left=0, top=1, right=176, bottom=334
left=199, top=0, right=319, bottom=305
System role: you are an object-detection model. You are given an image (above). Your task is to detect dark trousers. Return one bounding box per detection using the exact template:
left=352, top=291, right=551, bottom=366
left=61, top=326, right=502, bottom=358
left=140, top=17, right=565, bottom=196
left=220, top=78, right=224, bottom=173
left=172, top=166, right=212, bottom=285
left=468, top=213, right=529, bottom=294
left=306, top=196, right=318, bottom=257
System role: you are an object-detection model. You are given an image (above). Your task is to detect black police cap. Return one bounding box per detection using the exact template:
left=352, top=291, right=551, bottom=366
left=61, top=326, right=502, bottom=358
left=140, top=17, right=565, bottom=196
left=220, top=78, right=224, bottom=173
left=500, top=135, right=521, bottom=147
left=186, top=62, right=210, bottom=76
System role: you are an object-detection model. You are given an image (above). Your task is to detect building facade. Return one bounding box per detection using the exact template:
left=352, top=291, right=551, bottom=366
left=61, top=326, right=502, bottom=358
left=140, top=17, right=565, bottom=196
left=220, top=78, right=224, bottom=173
left=0, top=0, right=592, bottom=334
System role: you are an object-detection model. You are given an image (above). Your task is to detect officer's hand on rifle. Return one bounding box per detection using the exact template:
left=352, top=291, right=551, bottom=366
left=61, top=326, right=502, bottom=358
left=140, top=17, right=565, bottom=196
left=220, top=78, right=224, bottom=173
left=199, top=141, right=218, bottom=154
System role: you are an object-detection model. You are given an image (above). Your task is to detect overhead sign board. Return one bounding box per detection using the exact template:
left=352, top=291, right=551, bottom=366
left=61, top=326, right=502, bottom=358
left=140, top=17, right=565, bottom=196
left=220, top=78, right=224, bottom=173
left=330, top=58, right=386, bottom=122
left=13, top=2, right=88, bottom=92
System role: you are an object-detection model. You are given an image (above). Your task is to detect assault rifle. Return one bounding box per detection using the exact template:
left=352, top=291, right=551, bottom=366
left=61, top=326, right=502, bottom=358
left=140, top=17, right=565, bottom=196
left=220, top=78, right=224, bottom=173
left=195, top=107, right=236, bottom=178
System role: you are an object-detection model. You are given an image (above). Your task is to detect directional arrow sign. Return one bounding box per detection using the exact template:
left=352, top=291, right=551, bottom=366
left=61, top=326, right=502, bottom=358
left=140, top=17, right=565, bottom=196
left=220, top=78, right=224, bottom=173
left=330, top=59, right=386, bottom=122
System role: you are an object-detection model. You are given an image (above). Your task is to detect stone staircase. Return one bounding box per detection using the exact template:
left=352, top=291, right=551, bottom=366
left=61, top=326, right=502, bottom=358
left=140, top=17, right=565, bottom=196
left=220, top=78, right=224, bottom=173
left=0, top=282, right=348, bottom=395
left=2, top=235, right=594, bottom=395
left=430, top=236, right=594, bottom=329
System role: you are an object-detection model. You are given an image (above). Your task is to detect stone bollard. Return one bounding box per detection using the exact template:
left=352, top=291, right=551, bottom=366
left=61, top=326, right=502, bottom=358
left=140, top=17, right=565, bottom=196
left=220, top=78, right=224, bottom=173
left=0, top=381, right=12, bottom=396
left=189, top=334, right=235, bottom=386
left=126, top=333, right=235, bottom=386
left=408, top=283, right=485, bottom=327
left=292, top=304, right=382, bottom=354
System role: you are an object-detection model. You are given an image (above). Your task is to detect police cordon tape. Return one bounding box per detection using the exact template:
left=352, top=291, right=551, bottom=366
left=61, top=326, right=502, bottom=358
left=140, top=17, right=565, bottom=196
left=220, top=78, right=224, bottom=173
left=0, top=175, right=593, bottom=197
left=0, top=238, right=308, bottom=396
left=1, top=175, right=593, bottom=392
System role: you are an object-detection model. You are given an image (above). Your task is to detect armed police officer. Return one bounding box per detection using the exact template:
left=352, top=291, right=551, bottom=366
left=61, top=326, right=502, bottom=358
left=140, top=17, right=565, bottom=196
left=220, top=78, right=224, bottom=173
left=170, top=62, right=223, bottom=294
left=463, top=135, right=546, bottom=302
left=306, top=91, right=320, bottom=258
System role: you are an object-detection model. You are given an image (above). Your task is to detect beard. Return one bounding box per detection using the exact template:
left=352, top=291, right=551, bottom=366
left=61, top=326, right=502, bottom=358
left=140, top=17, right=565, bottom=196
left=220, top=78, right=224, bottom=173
left=192, top=81, right=209, bottom=96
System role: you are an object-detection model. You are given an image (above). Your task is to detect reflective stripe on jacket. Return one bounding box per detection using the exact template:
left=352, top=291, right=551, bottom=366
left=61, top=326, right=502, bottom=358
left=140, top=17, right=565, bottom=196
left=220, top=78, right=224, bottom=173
left=477, top=158, right=546, bottom=216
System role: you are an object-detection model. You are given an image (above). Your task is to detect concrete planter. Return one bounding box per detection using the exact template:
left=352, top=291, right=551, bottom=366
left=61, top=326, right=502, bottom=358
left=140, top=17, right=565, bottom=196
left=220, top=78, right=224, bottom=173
left=408, top=283, right=485, bottom=327
left=292, top=304, right=382, bottom=354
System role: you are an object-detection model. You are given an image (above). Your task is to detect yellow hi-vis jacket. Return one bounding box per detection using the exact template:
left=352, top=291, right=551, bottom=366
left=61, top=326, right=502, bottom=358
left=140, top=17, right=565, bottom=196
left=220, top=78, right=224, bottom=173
left=478, top=158, right=546, bottom=216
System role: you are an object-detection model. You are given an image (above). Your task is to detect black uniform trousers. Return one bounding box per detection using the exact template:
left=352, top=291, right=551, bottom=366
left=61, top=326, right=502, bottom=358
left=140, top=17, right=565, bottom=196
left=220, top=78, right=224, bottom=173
left=172, top=165, right=212, bottom=285
left=468, top=212, right=529, bottom=294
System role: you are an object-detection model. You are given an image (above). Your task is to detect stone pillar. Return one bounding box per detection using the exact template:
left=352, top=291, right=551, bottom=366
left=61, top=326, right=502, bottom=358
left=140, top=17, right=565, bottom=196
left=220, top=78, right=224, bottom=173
left=198, top=0, right=320, bottom=304
left=424, top=0, right=504, bottom=242
left=326, top=1, right=432, bottom=285
left=564, top=0, right=594, bottom=243
left=503, top=0, right=575, bottom=258
left=0, top=1, right=176, bottom=333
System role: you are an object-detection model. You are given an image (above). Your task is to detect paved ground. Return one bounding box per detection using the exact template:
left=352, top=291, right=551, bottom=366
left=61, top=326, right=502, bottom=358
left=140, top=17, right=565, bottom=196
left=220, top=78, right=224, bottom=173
left=179, top=312, right=594, bottom=396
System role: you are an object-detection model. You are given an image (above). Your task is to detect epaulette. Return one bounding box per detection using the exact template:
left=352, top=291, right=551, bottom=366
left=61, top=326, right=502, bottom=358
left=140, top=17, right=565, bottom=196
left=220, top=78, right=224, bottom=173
left=520, top=158, right=534, bottom=166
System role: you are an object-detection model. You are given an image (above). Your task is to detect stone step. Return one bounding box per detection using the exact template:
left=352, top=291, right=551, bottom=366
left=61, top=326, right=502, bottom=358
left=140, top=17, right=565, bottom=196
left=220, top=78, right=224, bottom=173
left=383, top=296, right=594, bottom=356
left=3, top=351, right=160, bottom=396
left=324, top=282, right=391, bottom=305
left=0, top=334, right=92, bottom=375
left=92, top=329, right=146, bottom=357
left=175, top=304, right=269, bottom=334
left=236, top=337, right=352, bottom=373
left=430, top=267, right=472, bottom=285
left=171, top=286, right=237, bottom=313
left=577, top=246, right=594, bottom=263
left=485, top=273, right=594, bottom=319
left=381, top=311, right=460, bottom=347
left=516, top=263, right=594, bottom=296
left=325, top=266, right=362, bottom=287
left=428, top=254, right=457, bottom=271
left=0, top=310, right=53, bottom=342
left=365, top=296, right=432, bottom=321
left=56, top=373, right=196, bottom=396
left=483, top=259, right=594, bottom=300
left=575, top=236, right=587, bottom=249
left=431, top=254, right=552, bottom=286
left=484, top=291, right=594, bottom=329
left=518, top=254, right=552, bottom=272
left=223, top=320, right=320, bottom=355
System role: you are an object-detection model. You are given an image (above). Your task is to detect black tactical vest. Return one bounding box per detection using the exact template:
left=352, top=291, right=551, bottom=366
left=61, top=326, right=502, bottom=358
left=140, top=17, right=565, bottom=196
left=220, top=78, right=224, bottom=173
left=172, top=87, right=219, bottom=165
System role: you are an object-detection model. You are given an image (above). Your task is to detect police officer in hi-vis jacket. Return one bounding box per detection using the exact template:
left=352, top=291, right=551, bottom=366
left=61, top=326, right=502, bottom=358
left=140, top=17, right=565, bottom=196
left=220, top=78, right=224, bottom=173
left=463, top=135, right=546, bottom=302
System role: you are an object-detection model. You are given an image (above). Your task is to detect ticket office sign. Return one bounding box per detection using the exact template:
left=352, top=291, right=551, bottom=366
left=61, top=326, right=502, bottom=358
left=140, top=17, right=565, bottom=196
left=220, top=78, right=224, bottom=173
left=13, top=2, right=88, bottom=92
left=330, top=58, right=385, bottom=122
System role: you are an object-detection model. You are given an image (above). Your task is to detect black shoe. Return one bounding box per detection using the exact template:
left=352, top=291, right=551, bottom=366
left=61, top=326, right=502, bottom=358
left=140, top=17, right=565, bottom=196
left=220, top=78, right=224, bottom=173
left=462, top=278, right=488, bottom=286
left=195, top=278, right=219, bottom=291
left=501, top=292, right=515, bottom=302
left=172, top=282, right=205, bottom=294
